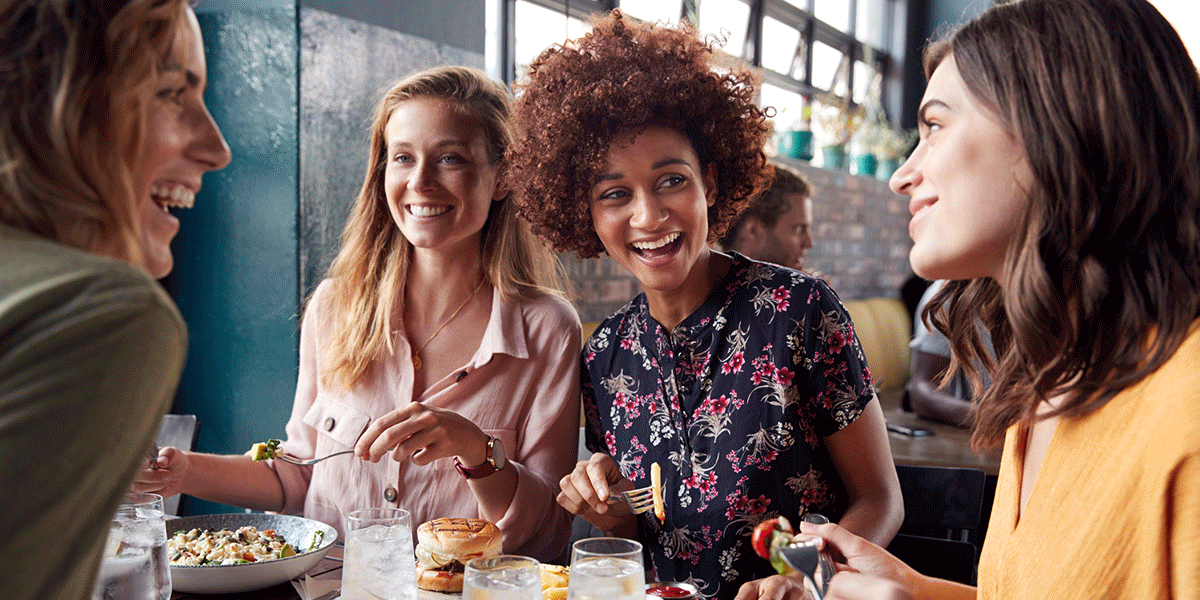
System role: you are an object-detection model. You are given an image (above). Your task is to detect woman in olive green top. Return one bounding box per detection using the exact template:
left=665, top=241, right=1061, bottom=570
left=0, top=1, right=230, bottom=598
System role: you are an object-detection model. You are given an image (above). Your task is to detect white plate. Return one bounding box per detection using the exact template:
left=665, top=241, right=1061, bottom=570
left=167, top=513, right=337, bottom=594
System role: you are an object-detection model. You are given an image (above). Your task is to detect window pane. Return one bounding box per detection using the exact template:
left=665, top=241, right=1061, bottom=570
left=811, top=41, right=845, bottom=95
left=514, top=1, right=589, bottom=79
left=618, top=0, right=682, bottom=25
left=761, top=16, right=801, bottom=75
left=855, top=0, right=887, bottom=50
left=698, top=0, right=750, bottom=59
left=852, top=59, right=876, bottom=105
left=761, top=83, right=809, bottom=131
left=815, top=0, right=851, bottom=33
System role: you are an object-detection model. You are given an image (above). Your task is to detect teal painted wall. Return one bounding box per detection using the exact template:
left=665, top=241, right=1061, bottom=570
left=929, top=0, right=991, bottom=39
left=166, top=4, right=301, bottom=516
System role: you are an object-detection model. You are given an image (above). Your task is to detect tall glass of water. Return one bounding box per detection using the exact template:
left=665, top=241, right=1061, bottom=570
left=567, top=538, right=645, bottom=600
left=92, top=492, right=171, bottom=600
left=343, top=508, right=417, bottom=600
left=463, top=555, right=542, bottom=600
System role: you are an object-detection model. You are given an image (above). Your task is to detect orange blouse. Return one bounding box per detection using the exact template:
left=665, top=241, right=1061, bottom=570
left=977, top=326, right=1200, bottom=600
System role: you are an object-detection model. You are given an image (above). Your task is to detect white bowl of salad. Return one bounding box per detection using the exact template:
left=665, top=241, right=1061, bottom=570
left=167, top=513, right=337, bottom=594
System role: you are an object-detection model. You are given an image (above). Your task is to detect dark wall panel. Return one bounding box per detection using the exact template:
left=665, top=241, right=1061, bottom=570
left=299, top=8, right=483, bottom=297
left=301, top=0, right=485, bottom=54
left=169, top=6, right=301, bottom=515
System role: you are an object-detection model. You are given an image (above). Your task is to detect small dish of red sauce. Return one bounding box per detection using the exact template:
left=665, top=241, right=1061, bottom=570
left=645, top=582, right=698, bottom=599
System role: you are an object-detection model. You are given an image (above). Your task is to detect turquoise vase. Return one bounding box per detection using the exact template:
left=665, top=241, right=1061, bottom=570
left=853, top=153, right=878, bottom=177
left=876, top=158, right=900, bottom=181
left=780, top=130, right=814, bottom=160
left=821, top=145, right=847, bottom=170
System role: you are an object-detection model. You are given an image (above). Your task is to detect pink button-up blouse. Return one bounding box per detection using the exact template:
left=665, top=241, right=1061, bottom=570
left=271, top=279, right=582, bottom=561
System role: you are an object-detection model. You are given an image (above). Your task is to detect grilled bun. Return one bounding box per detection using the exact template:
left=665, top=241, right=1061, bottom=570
left=417, top=518, right=503, bottom=556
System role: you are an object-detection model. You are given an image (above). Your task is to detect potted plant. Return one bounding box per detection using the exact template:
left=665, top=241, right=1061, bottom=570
left=873, top=126, right=917, bottom=181
left=850, top=120, right=883, bottom=177
left=812, top=93, right=864, bottom=170
left=776, top=100, right=814, bottom=161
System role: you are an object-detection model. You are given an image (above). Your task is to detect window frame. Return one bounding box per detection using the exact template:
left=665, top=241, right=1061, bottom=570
left=493, top=0, right=905, bottom=127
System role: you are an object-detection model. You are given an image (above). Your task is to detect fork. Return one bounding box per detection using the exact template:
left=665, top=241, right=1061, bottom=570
left=776, top=514, right=834, bottom=599
left=778, top=541, right=826, bottom=599
left=606, top=485, right=657, bottom=514
left=274, top=449, right=356, bottom=466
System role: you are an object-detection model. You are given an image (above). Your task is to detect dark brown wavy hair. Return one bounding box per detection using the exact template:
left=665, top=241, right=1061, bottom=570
left=921, top=0, right=1200, bottom=448
left=504, top=9, right=773, bottom=258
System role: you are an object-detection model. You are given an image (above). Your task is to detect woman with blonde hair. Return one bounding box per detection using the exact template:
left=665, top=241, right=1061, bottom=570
left=142, top=66, right=582, bottom=561
left=0, top=0, right=231, bottom=598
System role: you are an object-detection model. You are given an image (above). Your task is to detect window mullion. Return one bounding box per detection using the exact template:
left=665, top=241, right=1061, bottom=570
left=745, top=0, right=765, bottom=67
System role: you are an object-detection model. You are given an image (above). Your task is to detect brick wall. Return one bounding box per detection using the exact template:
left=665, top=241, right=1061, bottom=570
left=791, top=159, right=914, bottom=302
left=561, top=159, right=914, bottom=323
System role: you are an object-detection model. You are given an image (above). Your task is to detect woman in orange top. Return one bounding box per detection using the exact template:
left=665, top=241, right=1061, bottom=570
left=806, top=1, right=1200, bottom=599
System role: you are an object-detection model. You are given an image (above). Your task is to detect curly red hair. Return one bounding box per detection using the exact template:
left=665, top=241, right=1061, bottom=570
left=505, top=10, right=774, bottom=258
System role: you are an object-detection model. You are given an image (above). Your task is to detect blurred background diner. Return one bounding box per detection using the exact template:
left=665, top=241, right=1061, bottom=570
left=717, top=163, right=823, bottom=277
left=136, top=0, right=1196, bottom=582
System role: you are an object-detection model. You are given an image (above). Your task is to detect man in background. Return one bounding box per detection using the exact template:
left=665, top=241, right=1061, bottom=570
left=906, top=280, right=994, bottom=426
left=719, top=164, right=822, bottom=277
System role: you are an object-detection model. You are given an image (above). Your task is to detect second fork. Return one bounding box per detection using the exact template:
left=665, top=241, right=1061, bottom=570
left=606, top=486, right=656, bottom=514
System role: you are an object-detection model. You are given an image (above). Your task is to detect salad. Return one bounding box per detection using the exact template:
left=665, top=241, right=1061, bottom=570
left=168, top=526, right=302, bottom=566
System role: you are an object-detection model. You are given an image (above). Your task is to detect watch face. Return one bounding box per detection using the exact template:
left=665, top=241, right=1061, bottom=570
left=489, top=438, right=507, bottom=470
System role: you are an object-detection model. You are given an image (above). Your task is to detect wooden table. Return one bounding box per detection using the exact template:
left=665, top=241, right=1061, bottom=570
left=883, top=407, right=1002, bottom=476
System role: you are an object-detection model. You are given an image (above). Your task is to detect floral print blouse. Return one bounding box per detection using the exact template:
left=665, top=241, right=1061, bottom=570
left=581, top=254, right=874, bottom=600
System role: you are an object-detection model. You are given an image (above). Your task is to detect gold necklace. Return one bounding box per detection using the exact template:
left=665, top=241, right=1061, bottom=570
left=411, top=277, right=485, bottom=371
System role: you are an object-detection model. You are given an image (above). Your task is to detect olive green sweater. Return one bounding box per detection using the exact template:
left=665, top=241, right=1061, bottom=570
left=0, top=224, right=186, bottom=600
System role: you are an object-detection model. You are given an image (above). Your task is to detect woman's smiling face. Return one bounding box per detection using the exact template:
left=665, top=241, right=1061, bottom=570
left=132, top=6, right=231, bottom=278
left=890, top=53, right=1034, bottom=283
left=589, top=126, right=717, bottom=298
left=382, top=96, right=502, bottom=255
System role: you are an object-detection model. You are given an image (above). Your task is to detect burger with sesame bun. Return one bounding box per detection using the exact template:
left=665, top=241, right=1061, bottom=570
left=414, top=518, right=503, bottom=592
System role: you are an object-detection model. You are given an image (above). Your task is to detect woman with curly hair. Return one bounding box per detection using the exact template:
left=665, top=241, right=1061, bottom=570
left=505, top=11, right=902, bottom=599
left=141, top=66, right=583, bottom=562
left=798, top=1, right=1200, bottom=599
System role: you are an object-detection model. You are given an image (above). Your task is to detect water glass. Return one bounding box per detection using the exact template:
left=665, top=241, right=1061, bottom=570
left=463, top=555, right=542, bottom=600
left=343, top=508, right=417, bottom=600
left=567, top=538, right=645, bottom=600
left=92, top=492, right=171, bottom=600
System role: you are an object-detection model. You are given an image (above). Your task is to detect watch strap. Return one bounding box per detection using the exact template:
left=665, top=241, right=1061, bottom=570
left=454, top=436, right=499, bottom=479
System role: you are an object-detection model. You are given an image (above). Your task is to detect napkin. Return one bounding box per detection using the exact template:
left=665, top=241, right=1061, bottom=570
left=291, top=574, right=339, bottom=600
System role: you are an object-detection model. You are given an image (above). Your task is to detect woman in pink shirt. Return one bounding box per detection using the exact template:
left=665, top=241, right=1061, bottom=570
left=139, top=66, right=582, bottom=561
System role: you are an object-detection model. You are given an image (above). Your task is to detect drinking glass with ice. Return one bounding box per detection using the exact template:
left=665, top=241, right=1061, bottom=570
left=91, top=492, right=171, bottom=600
left=463, top=555, right=542, bottom=600
left=343, top=508, right=418, bottom=600
left=567, top=538, right=645, bottom=600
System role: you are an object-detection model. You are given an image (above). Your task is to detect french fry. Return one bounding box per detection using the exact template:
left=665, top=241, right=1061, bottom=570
left=651, top=462, right=665, bottom=523
left=540, top=564, right=570, bottom=590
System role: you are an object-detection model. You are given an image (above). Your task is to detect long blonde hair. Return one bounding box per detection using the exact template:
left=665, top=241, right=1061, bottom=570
left=318, top=65, right=566, bottom=391
left=0, top=0, right=188, bottom=263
